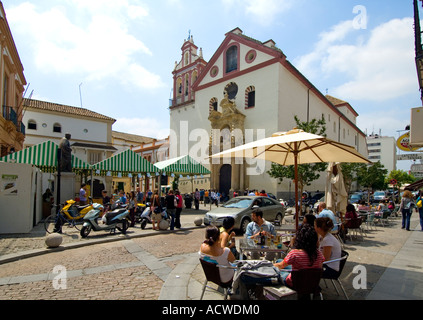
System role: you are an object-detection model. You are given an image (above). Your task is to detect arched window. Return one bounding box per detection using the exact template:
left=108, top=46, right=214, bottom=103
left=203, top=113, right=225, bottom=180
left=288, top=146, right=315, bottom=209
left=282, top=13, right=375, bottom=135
left=191, top=70, right=198, bottom=85
left=245, top=86, right=255, bottom=108
left=27, top=120, right=37, bottom=130
left=226, top=45, right=238, bottom=73
left=209, top=97, right=218, bottom=112
left=176, top=78, right=182, bottom=97
left=53, top=123, right=62, bottom=133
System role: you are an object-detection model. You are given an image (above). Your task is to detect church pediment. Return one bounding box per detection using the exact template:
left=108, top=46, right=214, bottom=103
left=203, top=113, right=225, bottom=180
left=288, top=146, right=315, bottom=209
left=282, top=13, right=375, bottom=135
left=193, top=28, right=286, bottom=91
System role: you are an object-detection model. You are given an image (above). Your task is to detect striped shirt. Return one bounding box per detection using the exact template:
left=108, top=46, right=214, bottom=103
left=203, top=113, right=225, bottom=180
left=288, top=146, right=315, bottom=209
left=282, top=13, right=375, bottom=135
left=283, top=249, right=325, bottom=287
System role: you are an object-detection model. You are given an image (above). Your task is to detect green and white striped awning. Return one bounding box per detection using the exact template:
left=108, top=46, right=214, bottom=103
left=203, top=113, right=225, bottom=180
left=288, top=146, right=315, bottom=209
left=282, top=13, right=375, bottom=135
left=154, top=155, right=211, bottom=176
left=0, top=140, right=91, bottom=173
left=92, top=149, right=158, bottom=175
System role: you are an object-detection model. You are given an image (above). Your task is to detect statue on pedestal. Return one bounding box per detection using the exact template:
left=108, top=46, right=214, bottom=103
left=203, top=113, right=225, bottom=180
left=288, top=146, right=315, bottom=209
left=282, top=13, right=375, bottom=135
left=59, top=133, right=72, bottom=172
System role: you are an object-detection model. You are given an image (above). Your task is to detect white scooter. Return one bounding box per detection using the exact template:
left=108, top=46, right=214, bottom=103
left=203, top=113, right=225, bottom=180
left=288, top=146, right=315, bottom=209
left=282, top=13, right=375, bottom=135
left=80, top=202, right=130, bottom=238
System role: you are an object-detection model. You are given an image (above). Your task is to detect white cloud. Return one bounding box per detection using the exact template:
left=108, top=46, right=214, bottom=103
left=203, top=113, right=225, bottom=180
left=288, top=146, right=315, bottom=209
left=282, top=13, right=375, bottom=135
left=295, top=17, right=417, bottom=102
left=114, top=117, right=170, bottom=140
left=6, top=1, right=164, bottom=89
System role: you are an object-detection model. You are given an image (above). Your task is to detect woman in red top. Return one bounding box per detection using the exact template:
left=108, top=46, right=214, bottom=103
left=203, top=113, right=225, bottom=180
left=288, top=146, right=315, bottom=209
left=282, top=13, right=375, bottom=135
left=274, top=224, right=325, bottom=288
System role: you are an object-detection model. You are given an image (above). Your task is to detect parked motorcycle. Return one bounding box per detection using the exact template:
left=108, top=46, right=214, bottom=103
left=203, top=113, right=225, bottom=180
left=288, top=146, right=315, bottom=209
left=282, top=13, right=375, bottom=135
left=80, top=203, right=129, bottom=238
left=134, top=202, right=147, bottom=224
left=140, top=203, right=170, bottom=230
left=62, top=198, right=93, bottom=219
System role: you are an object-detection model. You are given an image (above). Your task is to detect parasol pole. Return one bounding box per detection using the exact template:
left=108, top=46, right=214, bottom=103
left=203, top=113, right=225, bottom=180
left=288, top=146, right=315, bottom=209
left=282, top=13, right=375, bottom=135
left=294, top=142, right=299, bottom=230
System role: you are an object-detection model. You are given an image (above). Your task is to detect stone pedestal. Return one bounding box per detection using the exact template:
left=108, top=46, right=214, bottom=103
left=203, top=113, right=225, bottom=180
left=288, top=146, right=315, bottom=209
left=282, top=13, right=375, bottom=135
left=54, top=172, right=76, bottom=203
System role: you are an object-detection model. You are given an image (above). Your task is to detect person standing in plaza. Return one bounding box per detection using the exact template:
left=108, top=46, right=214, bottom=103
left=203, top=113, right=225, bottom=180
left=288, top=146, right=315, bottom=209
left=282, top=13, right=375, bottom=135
left=136, top=187, right=144, bottom=204
left=151, top=190, right=161, bottom=230
left=79, top=183, right=87, bottom=205
left=165, top=189, right=176, bottom=230
left=400, top=190, right=415, bottom=231
left=194, top=188, right=200, bottom=210
left=128, top=191, right=136, bottom=227
left=174, top=190, right=183, bottom=229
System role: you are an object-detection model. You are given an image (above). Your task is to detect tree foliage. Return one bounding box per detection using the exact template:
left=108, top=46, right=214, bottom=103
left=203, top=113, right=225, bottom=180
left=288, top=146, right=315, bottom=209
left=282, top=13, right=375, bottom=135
left=356, top=161, right=388, bottom=202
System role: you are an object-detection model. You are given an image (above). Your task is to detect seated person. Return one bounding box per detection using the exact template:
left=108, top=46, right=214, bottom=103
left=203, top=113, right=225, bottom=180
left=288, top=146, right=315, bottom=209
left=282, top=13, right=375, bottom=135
left=357, top=200, right=370, bottom=211
left=377, top=200, right=388, bottom=212
left=199, top=225, right=236, bottom=284
left=315, top=217, right=342, bottom=279
left=220, top=217, right=241, bottom=259
left=388, top=201, right=395, bottom=211
left=316, top=202, right=339, bottom=232
left=274, top=224, right=325, bottom=288
left=245, top=208, right=277, bottom=260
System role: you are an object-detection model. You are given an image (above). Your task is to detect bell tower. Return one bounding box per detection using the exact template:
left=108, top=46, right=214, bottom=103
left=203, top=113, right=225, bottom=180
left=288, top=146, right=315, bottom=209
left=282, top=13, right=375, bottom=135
left=171, top=34, right=206, bottom=107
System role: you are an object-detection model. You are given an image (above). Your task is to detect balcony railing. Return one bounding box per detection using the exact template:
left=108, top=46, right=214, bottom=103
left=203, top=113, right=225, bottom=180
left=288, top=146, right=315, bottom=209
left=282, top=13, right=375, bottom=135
left=2, top=105, right=18, bottom=126
left=2, top=105, right=25, bottom=135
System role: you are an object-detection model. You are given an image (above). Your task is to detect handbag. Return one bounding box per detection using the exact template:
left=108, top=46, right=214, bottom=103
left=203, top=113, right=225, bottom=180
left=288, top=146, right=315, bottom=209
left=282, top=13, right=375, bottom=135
left=417, top=199, right=422, bottom=208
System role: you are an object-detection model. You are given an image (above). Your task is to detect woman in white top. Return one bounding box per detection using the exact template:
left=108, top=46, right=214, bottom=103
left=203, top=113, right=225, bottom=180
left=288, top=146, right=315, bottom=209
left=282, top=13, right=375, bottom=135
left=315, top=217, right=342, bottom=278
left=199, top=225, right=236, bottom=283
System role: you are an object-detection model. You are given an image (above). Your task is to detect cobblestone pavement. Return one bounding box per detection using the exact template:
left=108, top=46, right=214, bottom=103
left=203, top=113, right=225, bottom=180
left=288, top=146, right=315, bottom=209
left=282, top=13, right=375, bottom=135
left=0, top=206, right=420, bottom=300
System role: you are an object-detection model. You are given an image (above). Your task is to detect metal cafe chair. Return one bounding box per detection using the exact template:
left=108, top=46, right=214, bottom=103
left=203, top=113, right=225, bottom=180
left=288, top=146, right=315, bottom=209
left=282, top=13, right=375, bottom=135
left=199, top=259, right=234, bottom=300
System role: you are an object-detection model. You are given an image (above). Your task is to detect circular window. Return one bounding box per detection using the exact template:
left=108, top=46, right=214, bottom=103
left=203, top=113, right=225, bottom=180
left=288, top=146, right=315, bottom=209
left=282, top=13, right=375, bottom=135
left=210, top=66, right=219, bottom=78
left=83, top=129, right=88, bottom=133
left=245, top=50, right=257, bottom=63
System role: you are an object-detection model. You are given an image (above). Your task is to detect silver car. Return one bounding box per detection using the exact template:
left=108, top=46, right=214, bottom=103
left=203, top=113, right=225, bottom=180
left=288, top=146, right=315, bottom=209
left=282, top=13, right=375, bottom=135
left=203, top=196, right=285, bottom=234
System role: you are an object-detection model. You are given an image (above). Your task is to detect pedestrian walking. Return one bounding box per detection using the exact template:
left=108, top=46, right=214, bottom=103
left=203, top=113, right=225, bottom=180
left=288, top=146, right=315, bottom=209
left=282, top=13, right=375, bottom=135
left=175, top=190, right=183, bottom=229
left=399, top=190, right=414, bottom=231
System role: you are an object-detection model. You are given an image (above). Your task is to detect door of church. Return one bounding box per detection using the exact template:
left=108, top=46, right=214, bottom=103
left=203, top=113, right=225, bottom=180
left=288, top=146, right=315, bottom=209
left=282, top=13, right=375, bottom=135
left=219, top=164, right=231, bottom=199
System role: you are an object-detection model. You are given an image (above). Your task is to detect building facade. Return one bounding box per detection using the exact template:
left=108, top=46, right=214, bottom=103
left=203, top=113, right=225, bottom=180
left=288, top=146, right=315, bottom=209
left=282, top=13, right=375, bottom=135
left=0, top=2, right=27, bottom=157
left=169, top=28, right=368, bottom=198
left=366, top=133, right=397, bottom=173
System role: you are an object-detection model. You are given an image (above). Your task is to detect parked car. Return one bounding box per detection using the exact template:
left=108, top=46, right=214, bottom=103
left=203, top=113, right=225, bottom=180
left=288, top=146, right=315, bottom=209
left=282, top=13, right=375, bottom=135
left=372, top=191, right=388, bottom=203
left=203, top=196, right=285, bottom=234
left=313, top=196, right=325, bottom=212
left=349, top=193, right=363, bottom=204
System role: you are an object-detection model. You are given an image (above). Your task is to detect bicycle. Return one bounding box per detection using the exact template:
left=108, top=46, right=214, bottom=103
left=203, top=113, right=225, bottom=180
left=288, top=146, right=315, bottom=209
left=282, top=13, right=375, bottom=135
left=44, top=204, right=84, bottom=234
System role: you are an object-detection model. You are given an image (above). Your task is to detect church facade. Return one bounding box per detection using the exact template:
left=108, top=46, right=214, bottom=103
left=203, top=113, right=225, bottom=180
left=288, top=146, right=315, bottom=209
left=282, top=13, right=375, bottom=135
left=169, top=28, right=368, bottom=199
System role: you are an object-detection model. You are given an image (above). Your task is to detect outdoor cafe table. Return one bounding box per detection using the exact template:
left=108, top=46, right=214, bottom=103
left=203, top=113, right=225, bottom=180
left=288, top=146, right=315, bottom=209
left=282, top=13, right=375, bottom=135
left=238, top=238, right=289, bottom=261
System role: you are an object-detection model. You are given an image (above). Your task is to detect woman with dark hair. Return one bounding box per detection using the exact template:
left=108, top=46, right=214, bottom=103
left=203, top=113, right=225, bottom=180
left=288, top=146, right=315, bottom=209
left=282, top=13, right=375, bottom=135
left=274, top=224, right=325, bottom=288
left=220, top=217, right=239, bottom=258
left=199, top=226, right=236, bottom=283
left=315, top=217, right=342, bottom=278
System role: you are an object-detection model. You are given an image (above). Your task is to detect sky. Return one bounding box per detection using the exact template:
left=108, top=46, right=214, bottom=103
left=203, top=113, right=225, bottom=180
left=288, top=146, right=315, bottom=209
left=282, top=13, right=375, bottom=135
left=2, top=0, right=422, bottom=171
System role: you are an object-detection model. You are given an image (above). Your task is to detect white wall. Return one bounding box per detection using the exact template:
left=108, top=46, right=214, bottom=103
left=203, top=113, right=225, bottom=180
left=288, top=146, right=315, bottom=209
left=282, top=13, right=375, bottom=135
left=0, top=162, right=42, bottom=233
left=23, top=110, right=109, bottom=144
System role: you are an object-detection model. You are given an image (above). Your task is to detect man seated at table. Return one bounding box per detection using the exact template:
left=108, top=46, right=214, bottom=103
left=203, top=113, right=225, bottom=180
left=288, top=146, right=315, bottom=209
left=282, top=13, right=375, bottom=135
left=245, top=207, right=277, bottom=260
left=316, top=202, right=339, bottom=232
